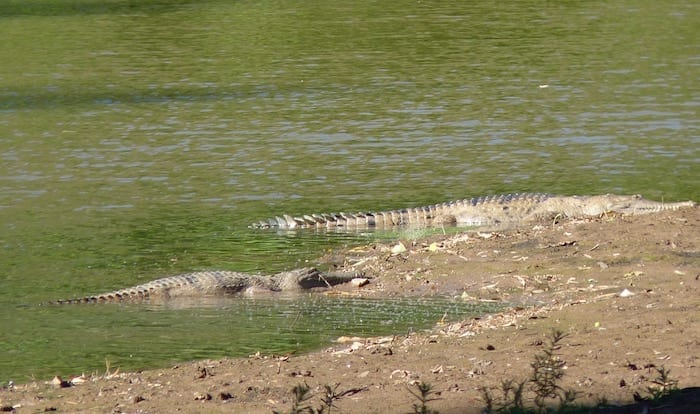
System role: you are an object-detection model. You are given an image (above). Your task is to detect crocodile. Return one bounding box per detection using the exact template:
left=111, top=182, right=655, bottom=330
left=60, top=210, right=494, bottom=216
left=51, top=267, right=366, bottom=304
left=251, top=193, right=696, bottom=230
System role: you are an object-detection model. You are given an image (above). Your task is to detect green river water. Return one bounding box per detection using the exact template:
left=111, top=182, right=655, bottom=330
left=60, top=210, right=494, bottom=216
left=1, top=0, right=698, bottom=382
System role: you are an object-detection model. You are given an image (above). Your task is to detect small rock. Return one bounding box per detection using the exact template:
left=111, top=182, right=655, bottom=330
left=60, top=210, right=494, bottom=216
left=195, top=366, right=210, bottom=379
left=431, top=365, right=443, bottom=374
left=336, top=336, right=364, bottom=343
left=350, top=278, right=370, bottom=287
left=391, top=242, right=407, bottom=255
left=219, top=392, right=234, bottom=400
left=49, top=376, right=71, bottom=388
left=194, top=392, right=212, bottom=401
left=619, top=289, right=634, bottom=298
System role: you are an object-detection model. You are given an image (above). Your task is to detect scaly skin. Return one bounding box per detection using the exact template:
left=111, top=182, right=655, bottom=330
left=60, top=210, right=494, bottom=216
left=52, top=268, right=364, bottom=304
left=250, top=193, right=696, bottom=230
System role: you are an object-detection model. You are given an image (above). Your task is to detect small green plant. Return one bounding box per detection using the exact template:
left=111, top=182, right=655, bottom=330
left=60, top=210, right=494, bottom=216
left=644, top=366, right=679, bottom=400
left=319, top=383, right=343, bottom=413
left=500, top=379, right=527, bottom=411
left=479, top=385, right=495, bottom=413
left=273, top=382, right=362, bottom=414
left=407, top=381, right=440, bottom=414
left=529, top=330, right=576, bottom=412
left=273, top=383, right=315, bottom=414
left=480, top=329, right=578, bottom=413
left=479, top=379, right=528, bottom=414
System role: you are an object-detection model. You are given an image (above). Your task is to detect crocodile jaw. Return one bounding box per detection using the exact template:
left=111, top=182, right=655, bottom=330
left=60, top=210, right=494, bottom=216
left=600, top=194, right=696, bottom=215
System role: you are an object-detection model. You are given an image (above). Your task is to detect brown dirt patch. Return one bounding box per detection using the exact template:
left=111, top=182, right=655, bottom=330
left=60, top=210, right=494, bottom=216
left=2, top=209, right=699, bottom=413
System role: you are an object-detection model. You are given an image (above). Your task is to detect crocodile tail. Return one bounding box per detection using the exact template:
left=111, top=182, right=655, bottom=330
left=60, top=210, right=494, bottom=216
left=251, top=211, right=377, bottom=229
left=49, top=296, right=101, bottom=305
left=49, top=289, right=152, bottom=305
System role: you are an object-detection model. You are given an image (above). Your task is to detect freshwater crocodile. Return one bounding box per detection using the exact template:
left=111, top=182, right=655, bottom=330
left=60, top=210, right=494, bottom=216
left=251, top=193, right=696, bottom=230
left=52, top=268, right=365, bottom=304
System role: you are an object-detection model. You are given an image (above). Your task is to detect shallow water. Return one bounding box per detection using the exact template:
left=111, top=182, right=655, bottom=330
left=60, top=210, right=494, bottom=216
left=7, top=296, right=502, bottom=381
left=0, top=0, right=698, bottom=381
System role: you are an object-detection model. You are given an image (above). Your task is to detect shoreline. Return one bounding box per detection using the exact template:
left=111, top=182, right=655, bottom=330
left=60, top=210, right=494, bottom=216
left=3, top=208, right=698, bottom=413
